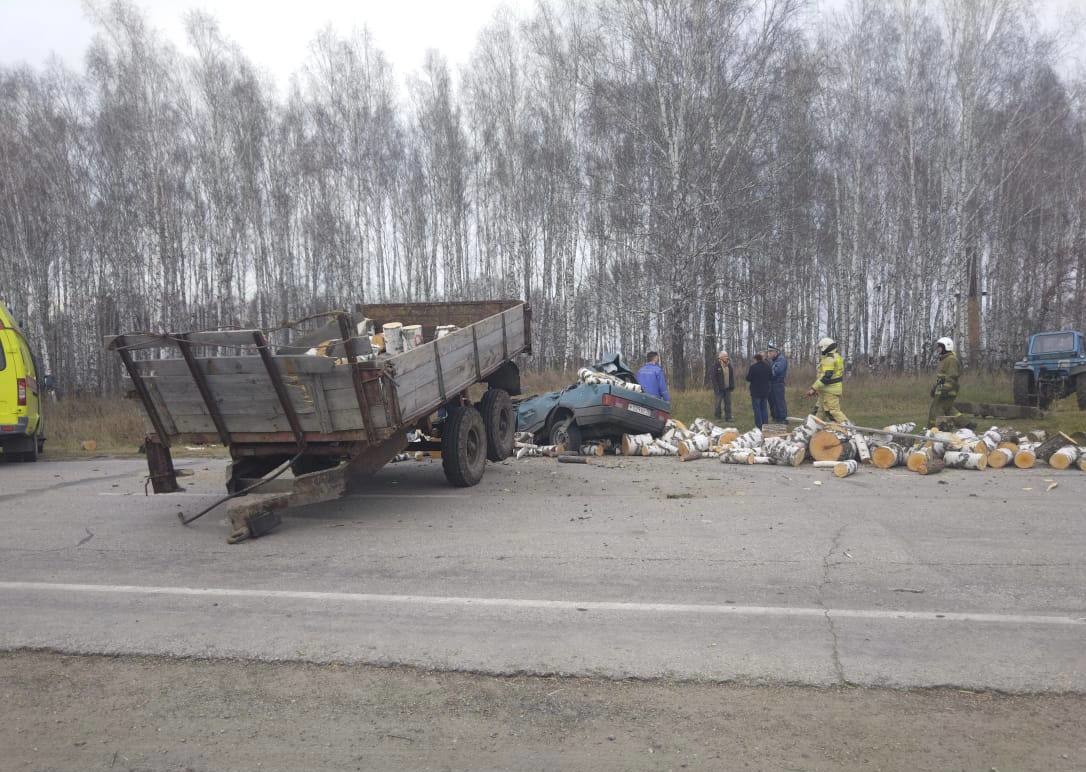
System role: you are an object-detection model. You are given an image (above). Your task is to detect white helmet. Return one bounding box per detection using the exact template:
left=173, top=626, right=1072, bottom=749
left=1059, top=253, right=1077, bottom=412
left=936, top=337, right=954, bottom=352
left=817, top=337, right=836, bottom=354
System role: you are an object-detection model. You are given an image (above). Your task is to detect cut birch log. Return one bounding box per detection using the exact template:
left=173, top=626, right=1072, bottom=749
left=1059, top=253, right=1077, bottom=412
left=719, top=448, right=757, bottom=464
left=761, top=423, right=790, bottom=439
left=812, top=461, right=839, bottom=468
left=943, top=450, right=988, bottom=470
left=914, top=457, right=945, bottom=475
left=621, top=433, right=654, bottom=456
left=557, top=455, right=590, bottom=464
left=1078, top=455, right=1086, bottom=472
left=400, top=324, right=424, bottom=351
left=763, top=437, right=806, bottom=467
left=871, top=443, right=908, bottom=469
left=580, top=443, right=606, bottom=457
left=1048, top=446, right=1081, bottom=470
left=987, top=447, right=1015, bottom=469
left=679, top=449, right=718, bottom=462
left=1014, top=445, right=1037, bottom=469
left=834, top=459, right=859, bottom=478
left=728, top=428, right=764, bottom=450
left=851, top=433, right=872, bottom=464
left=717, top=428, right=740, bottom=446
left=642, top=439, right=678, bottom=457
left=1035, top=432, right=1077, bottom=463
left=690, top=418, right=720, bottom=435
left=381, top=322, right=404, bottom=355
left=810, top=429, right=855, bottom=462
left=515, top=444, right=561, bottom=459
left=435, top=324, right=458, bottom=339
left=577, top=368, right=644, bottom=393
left=906, top=448, right=935, bottom=473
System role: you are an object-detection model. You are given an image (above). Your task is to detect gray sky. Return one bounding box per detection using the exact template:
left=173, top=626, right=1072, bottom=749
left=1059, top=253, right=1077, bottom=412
left=0, top=0, right=1082, bottom=88
left=0, top=0, right=534, bottom=89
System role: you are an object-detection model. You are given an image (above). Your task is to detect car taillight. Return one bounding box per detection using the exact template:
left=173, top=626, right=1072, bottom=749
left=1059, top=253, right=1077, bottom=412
left=654, top=409, right=670, bottom=421
left=17, top=378, right=27, bottom=406
left=602, top=393, right=630, bottom=409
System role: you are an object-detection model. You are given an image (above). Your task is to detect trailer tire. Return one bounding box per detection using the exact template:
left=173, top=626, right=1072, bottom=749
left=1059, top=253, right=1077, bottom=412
left=480, top=388, right=514, bottom=461
left=442, top=406, right=487, bottom=487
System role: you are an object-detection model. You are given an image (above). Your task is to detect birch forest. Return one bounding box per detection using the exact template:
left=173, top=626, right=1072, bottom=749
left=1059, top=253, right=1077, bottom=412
left=1, top=0, right=1084, bottom=392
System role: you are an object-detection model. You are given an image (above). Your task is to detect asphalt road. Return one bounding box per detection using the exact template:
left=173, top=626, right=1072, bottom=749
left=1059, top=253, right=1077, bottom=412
left=1, top=454, right=1084, bottom=692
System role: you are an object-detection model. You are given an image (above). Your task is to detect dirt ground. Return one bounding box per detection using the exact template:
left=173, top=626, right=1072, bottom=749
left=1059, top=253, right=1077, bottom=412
left=2, top=651, right=1082, bottom=772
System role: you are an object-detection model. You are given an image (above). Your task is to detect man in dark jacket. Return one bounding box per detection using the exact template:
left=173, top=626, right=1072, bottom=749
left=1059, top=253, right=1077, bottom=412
left=767, top=343, right=788, bottom=422
left=746, top=352, right=773, bottom=429
left=636, top=351, right=670, bottom=402
left=710, top=350, right=735, bottom=421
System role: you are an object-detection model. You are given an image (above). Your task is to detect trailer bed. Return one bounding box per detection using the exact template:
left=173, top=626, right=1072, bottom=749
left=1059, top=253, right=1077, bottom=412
left=106, top=300, right=530, bottom=541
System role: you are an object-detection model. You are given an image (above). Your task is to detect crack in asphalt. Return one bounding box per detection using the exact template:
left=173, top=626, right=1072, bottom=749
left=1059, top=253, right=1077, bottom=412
left=819, top=524, right=850, bottom=686
left=0, top=470, right=142, bottom=504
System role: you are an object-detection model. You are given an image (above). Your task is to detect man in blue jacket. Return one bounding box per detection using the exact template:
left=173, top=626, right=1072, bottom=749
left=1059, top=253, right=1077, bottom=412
left=767, top=343, right=788, bottom=422
left=636, top=351, right=670, bottom=403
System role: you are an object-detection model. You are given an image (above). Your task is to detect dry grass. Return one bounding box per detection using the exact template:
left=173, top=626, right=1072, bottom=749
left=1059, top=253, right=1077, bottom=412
left=671, top=370, right=1086, bottom=436
left=34, top=370, right=1086, bottom=459
left=41, top=396, right=146, bottom=457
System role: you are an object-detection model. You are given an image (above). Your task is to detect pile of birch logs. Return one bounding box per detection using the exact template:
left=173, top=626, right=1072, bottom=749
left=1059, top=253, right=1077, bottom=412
left=513, top=412, right=1086, bottom=476
left=576, top=368, right=645, bottom=393
left=804, top=419, right=1086, bottom=476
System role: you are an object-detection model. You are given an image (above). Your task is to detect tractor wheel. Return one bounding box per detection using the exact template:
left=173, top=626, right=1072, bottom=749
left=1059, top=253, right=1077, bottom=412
left=441, top=405, right=487, bottom=487
left=479, top=388, right=515, bottom=462
left=1012, top=370, right=1033, bottom=406
left=1077, top=376, right=1086, bottom=411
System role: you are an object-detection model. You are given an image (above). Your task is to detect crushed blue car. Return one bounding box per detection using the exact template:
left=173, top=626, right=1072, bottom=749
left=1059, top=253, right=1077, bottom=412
left=515, top=354, right=671, bottom=449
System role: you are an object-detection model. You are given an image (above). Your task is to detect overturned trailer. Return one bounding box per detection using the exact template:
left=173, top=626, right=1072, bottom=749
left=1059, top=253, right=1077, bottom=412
left=106, top=300, right=530, bottom=541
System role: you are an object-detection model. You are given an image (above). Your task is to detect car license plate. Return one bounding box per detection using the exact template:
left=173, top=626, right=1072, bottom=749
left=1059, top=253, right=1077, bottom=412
left=627, top=403, right=651, bottom=417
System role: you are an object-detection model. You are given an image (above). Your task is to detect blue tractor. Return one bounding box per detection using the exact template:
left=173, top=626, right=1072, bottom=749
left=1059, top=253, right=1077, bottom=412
left=1012, top=331, right=1086, bottom=410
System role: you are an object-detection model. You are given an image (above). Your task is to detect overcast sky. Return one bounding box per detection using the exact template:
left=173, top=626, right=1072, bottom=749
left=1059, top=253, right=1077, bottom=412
left=0, top=0, right=1082, bottom=90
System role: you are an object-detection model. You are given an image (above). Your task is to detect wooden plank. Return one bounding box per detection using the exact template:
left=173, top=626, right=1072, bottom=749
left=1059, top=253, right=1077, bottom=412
left=144, top=381, right=178, bottom=437
left=133, top=356, right=336, bottom=377
left=185, top=330, right=265, bottom=348
left=363, top=300, right=522, bottom=340
left=104, top=333, right=172, bottom=351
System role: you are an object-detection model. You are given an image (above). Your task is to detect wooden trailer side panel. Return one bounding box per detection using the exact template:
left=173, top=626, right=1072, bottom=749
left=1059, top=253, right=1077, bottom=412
left=391, top=305, right=527, bottom=424
left=132, top=362, right=391, bottom=440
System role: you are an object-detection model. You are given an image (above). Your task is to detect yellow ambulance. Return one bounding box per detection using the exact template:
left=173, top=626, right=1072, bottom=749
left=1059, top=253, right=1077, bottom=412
left=0, top=302, right=45, bottom=461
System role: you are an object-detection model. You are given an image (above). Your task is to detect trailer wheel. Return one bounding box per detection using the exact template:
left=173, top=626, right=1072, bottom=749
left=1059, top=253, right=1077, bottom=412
left=442, top=406, right=487, bottom=487
left=480, top=388, right=514, bottom=461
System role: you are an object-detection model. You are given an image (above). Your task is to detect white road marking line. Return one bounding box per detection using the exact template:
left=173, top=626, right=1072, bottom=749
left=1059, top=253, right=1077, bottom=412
left=96, top=492, right=470, bottom=499
left=0, top=581, right=1080, bottom=626
left=97, top=492, right=218, bottom=497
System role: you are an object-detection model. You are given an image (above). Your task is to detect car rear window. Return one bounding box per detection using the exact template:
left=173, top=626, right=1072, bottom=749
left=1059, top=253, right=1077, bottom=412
left=1032, top=333, right=1075, bottom=355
